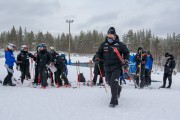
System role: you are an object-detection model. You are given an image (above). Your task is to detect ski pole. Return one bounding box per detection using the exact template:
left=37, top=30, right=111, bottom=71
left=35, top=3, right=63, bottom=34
left=98, top=64, right=107, bottom=93
left=139, top=51, right=142, bottom=88
left=89, top=60, right=93, bottom=87
left=75, top=61, right=79, bottom=88
left=77, top=60, right=80, bottom=88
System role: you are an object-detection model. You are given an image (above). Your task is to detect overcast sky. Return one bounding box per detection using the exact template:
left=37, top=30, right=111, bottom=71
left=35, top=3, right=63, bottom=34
left=0, top=0, right=180, bottom=38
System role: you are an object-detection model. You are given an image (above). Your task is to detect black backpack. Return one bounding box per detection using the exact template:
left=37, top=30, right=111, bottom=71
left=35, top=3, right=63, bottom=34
left=78, top=73, right=86, bottom=82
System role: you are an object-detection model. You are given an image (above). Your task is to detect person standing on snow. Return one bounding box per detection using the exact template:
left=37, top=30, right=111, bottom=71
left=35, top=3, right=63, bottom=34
left=36, top=43, right=52, bottom=89
left=49, top=48, right=71, bottom=88
left=95, top=27, right=129, bottom=107
left=16, top=45, right=34, bottom=84
left=3, top=43, right=17, bottom=86
left=160, top=53, right=176, bottom=88
left=133, top=47, right=147, bottom=89
left=60, top=53, right=68, bottom=76
left=33, top=44, right=44, bottom=86
left=92, top=54, right=104, bottom=86
left=145, top=51, right=153, bottom=86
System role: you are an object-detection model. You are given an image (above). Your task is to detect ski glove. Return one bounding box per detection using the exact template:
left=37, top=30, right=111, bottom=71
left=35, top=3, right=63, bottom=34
left=94, top=58, right=100, bottom=65
left=123, top=59, right=129, bottom=66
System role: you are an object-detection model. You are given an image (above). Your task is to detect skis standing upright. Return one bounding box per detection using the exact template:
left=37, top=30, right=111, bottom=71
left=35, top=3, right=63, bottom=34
left=112, top=47, right=139, bottom=88
left=89, top=60, right=93, bottom=87
left=76, top=61, right=80, bottom=88
left=138, top=51, right=142, bottom=88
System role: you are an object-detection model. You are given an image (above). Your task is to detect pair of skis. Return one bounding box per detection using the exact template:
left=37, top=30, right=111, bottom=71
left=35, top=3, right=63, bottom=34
left=112, top=47, right=139, bottom=89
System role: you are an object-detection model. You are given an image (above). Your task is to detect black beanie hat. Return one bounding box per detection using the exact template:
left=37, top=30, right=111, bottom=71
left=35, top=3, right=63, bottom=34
left=165, top=53, right=170, bottom=57
left=107, top=27, right=116, bottom=35
left=138, top=47, right=143, bottom=51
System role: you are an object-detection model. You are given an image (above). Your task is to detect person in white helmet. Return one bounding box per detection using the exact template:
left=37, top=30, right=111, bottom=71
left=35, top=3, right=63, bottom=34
left=16, top=45, right=34, bottom=84
left=3, top=43, right=16, bottom=86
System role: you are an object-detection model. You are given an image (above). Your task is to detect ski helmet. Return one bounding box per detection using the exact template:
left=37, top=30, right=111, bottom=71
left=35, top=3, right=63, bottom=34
left=7, top=43, right=16, bottom=50
left=49, top=46, right=55, bottom=54
left=21, top=45, right=28, bottom=51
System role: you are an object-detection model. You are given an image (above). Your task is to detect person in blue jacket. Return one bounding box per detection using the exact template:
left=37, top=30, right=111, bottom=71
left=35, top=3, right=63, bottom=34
left=145, top=51, right=153, bottom=86
left=3, top=43, right=16, bottom=86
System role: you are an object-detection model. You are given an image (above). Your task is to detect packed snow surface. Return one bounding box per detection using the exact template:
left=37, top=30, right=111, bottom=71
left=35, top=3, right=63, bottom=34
left=0, top=56, right=180, bottom=120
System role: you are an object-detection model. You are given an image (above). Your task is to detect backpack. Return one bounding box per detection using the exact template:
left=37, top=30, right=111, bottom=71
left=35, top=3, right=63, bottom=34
left=78, top=73, right=86, bottom=82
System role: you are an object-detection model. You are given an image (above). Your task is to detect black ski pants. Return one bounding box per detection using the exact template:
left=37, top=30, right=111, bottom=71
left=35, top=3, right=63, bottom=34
left=20, top=65, right=31, bottom=83
left=163, top=73, right=172, bottom=87
left=34, top=65, right=39, bottom=84
left=39, top=67, right=48, bottom=87
left=55, top=68, right=69, bottom=86
left=93, top=74, right=103, bottom=84
left=3, top=66, right=13, bottom=85
left=105, top=68, right=121, bottom=105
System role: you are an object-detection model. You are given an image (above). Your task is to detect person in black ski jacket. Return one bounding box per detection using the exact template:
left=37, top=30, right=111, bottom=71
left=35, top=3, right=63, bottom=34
left=95, top=27, right=129, bottom=107
left=160, top=53, right=176, bottom=88
left=36, top=44, right=52, bottom=89
left=32, top=44, right=41, bottom=85
left=17, top=45, right=34, bottom=84
left=92, top=54, right=105, bottom=86
left=49, top=49, right=70, bottom=88
left=133, top=47, right=147, bottom=88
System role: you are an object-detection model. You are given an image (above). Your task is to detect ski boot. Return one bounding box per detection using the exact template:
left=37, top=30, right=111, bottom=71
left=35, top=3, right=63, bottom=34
left=109, top=104, right=117, bottom=108
left=41, top=86, right=46, bottom=89
left=64, top=83, right=71, bottom=88
left=160, top=85, right=165, bottom=88
left=9, top=83, right=16, bottom=86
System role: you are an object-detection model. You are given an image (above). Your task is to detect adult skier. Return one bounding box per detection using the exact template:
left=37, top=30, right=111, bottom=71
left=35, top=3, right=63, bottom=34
left=95, top=27, right=129, bottom=107
left=3, top=43, right=16, bottom=86
left=16, top=45, right=34, bottom=84
left=160, top=53, right=176, bottom=88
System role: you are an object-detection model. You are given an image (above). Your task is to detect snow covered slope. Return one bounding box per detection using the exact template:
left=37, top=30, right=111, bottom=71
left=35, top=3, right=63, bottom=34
left=0, top=57, right=180, bottom=120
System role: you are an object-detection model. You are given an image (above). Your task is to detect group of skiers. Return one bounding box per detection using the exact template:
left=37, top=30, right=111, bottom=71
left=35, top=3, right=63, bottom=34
left=3, top=43, right=70, bottom=89
left=133, top=47, right=153, bottom=89
left=2, top=27, right=176, bottom=108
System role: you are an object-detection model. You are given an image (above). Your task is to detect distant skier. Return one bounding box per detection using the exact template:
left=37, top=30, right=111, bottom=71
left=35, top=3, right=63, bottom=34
left=16, top=45, right=34, bottom=84
left=145, top=51, right=153, bottom=86
left=133, top=47, right=147, bottom=89
left=160, top=53, right=176, bottom=88
left=3, top=43, right=16, bottom=86
left=95, top=27, right=129, bottom=107
left=36, top=43, right=52, bottom=89
left=92, top=54, right=104, bottom=86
